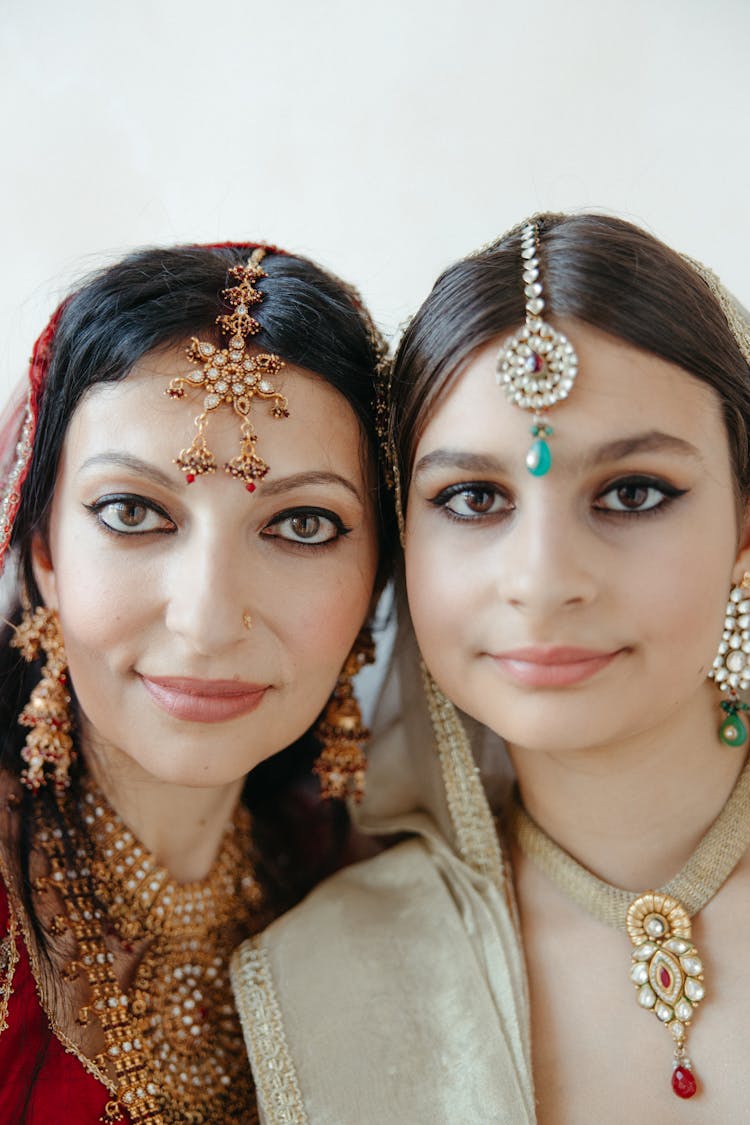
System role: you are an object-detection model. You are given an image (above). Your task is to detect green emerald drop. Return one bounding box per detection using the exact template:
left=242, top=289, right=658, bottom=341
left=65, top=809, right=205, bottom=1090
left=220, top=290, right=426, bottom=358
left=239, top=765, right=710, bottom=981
left=526, top=437, right=551, bottom=477
left=720, top=710, right=748, bottom=747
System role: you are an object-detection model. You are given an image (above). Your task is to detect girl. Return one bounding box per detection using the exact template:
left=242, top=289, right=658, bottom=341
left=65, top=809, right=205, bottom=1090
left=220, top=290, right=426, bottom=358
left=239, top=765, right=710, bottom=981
left=235, top=214, right=750, bottom=1124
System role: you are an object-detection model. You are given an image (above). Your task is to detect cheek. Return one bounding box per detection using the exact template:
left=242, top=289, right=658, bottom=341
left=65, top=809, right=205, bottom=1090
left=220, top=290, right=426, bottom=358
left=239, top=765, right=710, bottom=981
left=54, top=548, right=152, bottom=663
left=283, top=569, right=374, bottom=669
left=405, top=518, right=468, bottom=668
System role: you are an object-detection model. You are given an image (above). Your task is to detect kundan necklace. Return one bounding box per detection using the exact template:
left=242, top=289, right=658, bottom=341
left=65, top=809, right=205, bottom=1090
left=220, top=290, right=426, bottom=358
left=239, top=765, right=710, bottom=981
left=33, top=779, right=266, bottom=1124
left=507, top=753, right=750, bottom=1100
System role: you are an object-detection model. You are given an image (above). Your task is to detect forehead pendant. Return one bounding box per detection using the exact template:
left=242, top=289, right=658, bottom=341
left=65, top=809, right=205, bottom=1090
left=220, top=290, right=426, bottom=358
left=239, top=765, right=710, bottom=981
left=496, top=221, right=579, bottom=476
left=166, top=247, right=289, bottom=491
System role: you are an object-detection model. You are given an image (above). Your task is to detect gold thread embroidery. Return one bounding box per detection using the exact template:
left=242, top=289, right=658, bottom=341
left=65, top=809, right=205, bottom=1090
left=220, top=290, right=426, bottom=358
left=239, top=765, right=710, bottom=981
left=420, top=660, right=506, bottom=890
left=0, top=388, right=35, bottom=563
left=230, top=940, right=309, bottom=1125
left=0, top=912, right=19, bottom=1036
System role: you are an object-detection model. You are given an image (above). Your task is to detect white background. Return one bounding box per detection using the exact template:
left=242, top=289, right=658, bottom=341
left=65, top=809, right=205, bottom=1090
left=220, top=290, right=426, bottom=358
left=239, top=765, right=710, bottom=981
left=1, top=0, right=748, bottom=393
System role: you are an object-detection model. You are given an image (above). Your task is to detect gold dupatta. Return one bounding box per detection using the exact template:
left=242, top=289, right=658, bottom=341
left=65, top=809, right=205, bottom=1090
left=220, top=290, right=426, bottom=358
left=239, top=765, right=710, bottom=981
left=231, top=602, right=536, bottom=1124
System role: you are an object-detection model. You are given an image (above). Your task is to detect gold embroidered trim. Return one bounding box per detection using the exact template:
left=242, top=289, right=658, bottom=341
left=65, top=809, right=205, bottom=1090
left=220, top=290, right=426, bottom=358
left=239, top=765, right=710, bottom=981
left=420, top=661, right=506, bottom=891
left=682, top=254, right=750, bottom=369
left=230, top=940, right=309, bottom=1125
left=0, top=387, right=34, bottom=562
left=0, top=910, right=19, bottom=1036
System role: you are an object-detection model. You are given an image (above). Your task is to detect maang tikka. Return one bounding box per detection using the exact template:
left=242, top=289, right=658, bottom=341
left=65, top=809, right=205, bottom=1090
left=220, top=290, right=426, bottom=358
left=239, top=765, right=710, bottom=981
left=496, top=220, right=579, bottom=476
left=166, top=247, right=289, bottom=491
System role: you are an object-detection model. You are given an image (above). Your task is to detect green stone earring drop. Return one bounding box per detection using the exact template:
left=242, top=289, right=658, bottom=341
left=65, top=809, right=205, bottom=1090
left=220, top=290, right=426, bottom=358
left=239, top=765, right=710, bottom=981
left=719, top=698, right=749, bottom=747
left=710, top=575, right=750, bottom=746
left=496, top=220, right=578, bottom=477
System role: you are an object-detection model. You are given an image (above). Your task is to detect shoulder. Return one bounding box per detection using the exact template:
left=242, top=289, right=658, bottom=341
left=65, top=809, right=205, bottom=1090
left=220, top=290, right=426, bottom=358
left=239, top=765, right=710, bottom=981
left=262, top=835, right=451, bottom=942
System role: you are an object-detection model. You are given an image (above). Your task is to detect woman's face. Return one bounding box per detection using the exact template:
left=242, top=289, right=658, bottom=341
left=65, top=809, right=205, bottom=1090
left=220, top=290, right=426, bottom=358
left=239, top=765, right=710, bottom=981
left=32, top=349, right=379, bottom=787
left=405, top=320, right=749, bottom=755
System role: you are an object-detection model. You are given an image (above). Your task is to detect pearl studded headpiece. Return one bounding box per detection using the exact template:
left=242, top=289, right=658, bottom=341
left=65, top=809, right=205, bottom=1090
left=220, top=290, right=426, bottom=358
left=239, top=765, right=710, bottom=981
left=495, top=219, right=579, bottom=476
left=166, top=247, right=289, bottom=491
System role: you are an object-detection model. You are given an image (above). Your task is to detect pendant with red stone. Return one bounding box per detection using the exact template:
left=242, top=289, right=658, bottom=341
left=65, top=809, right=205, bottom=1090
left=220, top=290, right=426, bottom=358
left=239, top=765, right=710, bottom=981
left=626, top=892, right=704, bottom=1099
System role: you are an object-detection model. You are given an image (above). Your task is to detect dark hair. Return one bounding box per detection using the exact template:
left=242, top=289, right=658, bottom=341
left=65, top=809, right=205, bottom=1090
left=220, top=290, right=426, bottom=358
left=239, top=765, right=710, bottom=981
left=0, top=243, right=395, bottom=954
left=391, top=213, right=750, bottom=503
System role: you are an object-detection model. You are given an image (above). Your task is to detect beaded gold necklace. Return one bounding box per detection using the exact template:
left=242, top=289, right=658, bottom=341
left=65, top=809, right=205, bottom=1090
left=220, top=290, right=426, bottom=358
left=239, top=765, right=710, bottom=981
left=508, top=753, right=750, bottom=1101
left=34, top=780, right=265, bottom=1124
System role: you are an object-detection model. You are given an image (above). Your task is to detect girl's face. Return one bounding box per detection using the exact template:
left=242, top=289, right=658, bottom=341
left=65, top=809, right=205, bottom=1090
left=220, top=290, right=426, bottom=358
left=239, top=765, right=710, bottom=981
left=32, top=349, right=379, bottom=788
left=405, top=321, right=750, bottom=756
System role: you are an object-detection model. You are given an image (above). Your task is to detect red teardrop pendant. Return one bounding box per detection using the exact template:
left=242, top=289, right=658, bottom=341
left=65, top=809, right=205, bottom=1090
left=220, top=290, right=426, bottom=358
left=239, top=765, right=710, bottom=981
left=672, top=1065, right=697, bottom=1099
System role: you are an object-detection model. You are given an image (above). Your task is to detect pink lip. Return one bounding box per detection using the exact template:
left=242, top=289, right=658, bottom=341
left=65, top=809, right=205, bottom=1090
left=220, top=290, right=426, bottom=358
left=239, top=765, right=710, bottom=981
left=140, top=676, right=269, bottom=723
left=489, top=646, right=622, bottom=688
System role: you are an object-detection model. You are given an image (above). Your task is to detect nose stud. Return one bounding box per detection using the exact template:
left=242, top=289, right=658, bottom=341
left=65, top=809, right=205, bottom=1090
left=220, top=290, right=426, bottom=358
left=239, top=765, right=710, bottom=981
left=242, top=612, right=253, bottom=631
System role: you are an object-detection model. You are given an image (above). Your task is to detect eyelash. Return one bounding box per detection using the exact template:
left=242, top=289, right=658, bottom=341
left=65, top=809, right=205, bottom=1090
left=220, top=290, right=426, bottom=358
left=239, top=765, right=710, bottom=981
left=85, top=496, right=352, bottom=548
left=85, top=494, right=174, bottom=536
left=430, top=482, right=511, bottom=522
left=429, top=475, right=688, bottom=522
left=593, top=475, right=688, bottom=516
left=261, top=507, right=351, bottom=548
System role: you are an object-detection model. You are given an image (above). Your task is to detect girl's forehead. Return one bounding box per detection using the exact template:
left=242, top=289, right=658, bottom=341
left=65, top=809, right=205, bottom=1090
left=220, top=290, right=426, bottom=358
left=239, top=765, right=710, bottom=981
left=417, top=321, right=726, bottom=460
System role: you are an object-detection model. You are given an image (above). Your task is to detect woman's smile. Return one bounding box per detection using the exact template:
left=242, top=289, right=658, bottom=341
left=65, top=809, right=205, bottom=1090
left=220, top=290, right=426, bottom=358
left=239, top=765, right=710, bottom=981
left=139, top=675, right=270, bottom=723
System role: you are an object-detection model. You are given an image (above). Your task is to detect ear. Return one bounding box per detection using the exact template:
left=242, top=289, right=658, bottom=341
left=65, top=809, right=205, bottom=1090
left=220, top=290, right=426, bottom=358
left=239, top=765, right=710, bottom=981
left=30, top=531, right=59, bottom=610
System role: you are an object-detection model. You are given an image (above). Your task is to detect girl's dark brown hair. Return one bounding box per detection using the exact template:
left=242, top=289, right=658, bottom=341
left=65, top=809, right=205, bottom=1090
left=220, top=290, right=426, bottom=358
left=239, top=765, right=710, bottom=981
left=390, top=213, right=750, bottom=503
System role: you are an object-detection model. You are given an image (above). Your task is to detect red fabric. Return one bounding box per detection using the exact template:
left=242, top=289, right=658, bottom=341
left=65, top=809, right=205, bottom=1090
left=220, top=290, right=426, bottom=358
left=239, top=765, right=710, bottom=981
left=0, top=876, right=127, bottom=1123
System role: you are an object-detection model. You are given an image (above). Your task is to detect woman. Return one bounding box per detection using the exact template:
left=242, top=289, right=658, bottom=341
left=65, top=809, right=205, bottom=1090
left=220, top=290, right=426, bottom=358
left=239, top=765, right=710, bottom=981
left=233, top=215, right=750, bottom=1123
left=0, top=241, right=391, bottom=1123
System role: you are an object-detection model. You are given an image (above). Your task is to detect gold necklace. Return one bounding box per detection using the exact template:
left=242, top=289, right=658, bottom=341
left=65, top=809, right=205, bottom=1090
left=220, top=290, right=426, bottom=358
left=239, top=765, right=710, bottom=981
left=507, top=753, right=750, bottom=1100
left=34, top=779, right=266, bottom=1124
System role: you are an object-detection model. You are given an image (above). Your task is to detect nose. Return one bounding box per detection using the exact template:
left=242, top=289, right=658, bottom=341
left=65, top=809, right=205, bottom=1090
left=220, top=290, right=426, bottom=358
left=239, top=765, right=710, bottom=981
left=498, top=496, right=598, bottom=617
left=164, top=525, right=250, bottom=655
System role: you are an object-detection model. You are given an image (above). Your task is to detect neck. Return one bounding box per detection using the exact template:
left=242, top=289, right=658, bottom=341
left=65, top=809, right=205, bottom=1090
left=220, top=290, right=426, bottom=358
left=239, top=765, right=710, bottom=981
left=81, top=724, right=244, bottom=883
left=506, top=681, right=747, bottom=891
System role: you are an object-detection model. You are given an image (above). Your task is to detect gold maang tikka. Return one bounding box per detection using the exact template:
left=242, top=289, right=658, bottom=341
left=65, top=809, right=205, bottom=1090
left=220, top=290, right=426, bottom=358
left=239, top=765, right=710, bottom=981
left=166, top=248, right=289, bottom=491
left=496, top=220, right=579, bottom=476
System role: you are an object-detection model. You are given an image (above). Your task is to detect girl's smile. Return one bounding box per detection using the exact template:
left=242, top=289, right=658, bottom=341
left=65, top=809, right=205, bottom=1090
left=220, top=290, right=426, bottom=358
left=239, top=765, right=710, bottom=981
left=487, top=645, right=625, bottom=688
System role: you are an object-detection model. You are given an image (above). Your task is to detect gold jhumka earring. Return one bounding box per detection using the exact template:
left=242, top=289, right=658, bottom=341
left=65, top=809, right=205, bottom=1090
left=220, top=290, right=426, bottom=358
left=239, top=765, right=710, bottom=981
left=709, top=572, right=750, bottom=745
left=11, top=604, right=75, bottom=792
left=166, top=247, right=289, bottom=491
left=313, top=627, right=376, bottom=803
left=496, top=219, right=579, bottom=475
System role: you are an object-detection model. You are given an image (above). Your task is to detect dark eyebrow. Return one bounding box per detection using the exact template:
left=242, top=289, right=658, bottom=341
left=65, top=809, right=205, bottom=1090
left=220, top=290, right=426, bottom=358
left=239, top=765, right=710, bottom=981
left=586, top=431, right=703, bottom=465
left=413, top=450, right=509, bottom=478
left=78, top=453, right=175, bottom=488
left=255, top=471, right=363, bottom=503
left=78, top=454, right=364, bottom=503
left=413, top=431, right=703, bottom=480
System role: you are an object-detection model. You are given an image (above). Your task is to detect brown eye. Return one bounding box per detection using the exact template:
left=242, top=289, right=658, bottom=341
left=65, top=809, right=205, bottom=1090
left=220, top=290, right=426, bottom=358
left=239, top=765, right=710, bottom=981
left=464, top=490, right=495, bottom=512
left=91, top=496, right=173, bottom=534
left=594, top=477, right=683, bottom=515
left=614, top=484, right=649, bottom=510
left=442, top=486, right=508, bottom=518
left=290, top=514, right=322, bottom=539
left=263, top=508, right=346, bottom=546
left=114, top=501, right=148, bottom=527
